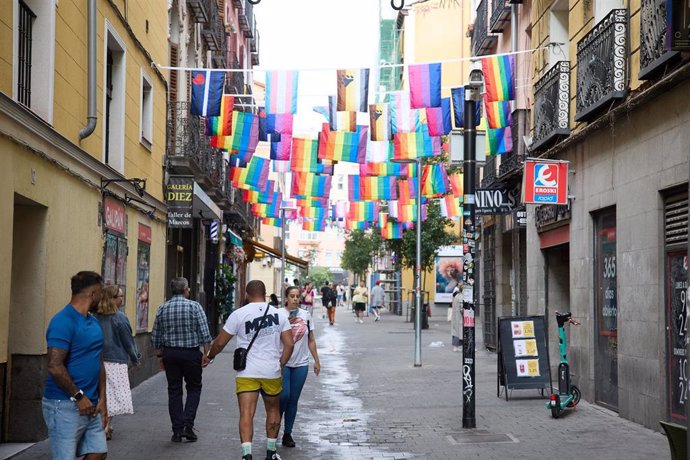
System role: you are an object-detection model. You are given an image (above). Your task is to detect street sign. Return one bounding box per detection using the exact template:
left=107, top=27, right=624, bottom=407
left=522, top=160, right=569, bottom=205
left=475, top=187, right=519, bottom=215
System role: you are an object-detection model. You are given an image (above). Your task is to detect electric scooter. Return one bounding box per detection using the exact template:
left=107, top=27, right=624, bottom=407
left=547, top=311, right=581, bottom=418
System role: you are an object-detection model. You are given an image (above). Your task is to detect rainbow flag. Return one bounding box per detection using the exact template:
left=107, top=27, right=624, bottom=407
left=484, top=99, right=512, bottom=128
left=361, top=176, right=397, bottom=201
left=487, top=126, right=513, bottom=155
left=337, top=68, right=369, bottom=112
left=421, top=163, right=449, bottom=197
left=408, top=62, right=442, bottom=109
left=425, top=97, right=452, bottom=136
left=482, top=55, right=515, bottom=102
left=397, top=178, right=417, bottom=203
left=266, top=113, right=294, bottom=134
left=393, top=126, right=434, bottom=160
left=348, top=176, right=363, bottom=202
left=301, top=206, right=329, bottom=219
left=451, top=87, right=482, bottom=129
left=347, top=201, right=380, bottom=222
left=205, top=95, right=234, bottom=136
left=366, top=140, right=393, bottom=163
left=448, top=173, right=463, bottom=199
left=359, top=162, right=416, bottom=177
left=291, top=137, right=320, bottom=172
left=262, top=217, right=283, bottom=227
left=252, top=202, right=281, bottom=219
left=291, top=172, right=332, bottom=199
left=296, top=197, right=330, bottom=208
left=346, top=220, right=369, bottom=231
left=440, top=195, right=462, bottom=219
left=265, top=70, right=299, bottom=114
left=369, top=103, right=391, bottom=141
left=381, top=221, right=403, bottom=239
left=270, top=133, right=292, bottom=161
left=303, top=219, right=327, bottom=232
left=318, top=124, right=368, bottom=163
left=393, top=201, right=426, bottom=222
left=242, top=156, right=270, bottom=190
left=210, top=111, right=259, bottom=155
left=379, top=212, right=389, bottom=228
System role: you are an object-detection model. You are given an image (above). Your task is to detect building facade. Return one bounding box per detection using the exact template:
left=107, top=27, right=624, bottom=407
left=528, top=0, right=689, bottom=429
left=0, top=0, right=169, bottom=441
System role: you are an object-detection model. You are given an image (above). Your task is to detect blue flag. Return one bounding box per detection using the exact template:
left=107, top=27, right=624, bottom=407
left=191, top=70, right=225, bottom=117
left=451, top=87, right=481, bottom=129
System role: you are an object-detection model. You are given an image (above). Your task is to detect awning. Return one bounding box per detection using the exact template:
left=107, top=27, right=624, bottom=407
left=246, top=239, right=309, bottom=270
left=227, top=229, right=243, bottom=247
left=193, top=182, right=222, bottom=220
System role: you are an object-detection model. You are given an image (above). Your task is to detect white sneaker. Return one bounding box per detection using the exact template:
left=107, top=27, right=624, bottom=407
left=358, top=319, right=364, bottom=324
left=375, top=316, right=380, bottom=322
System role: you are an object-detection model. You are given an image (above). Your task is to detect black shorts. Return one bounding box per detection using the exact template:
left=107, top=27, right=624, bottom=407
left=354, top=302, right=366, bottom=311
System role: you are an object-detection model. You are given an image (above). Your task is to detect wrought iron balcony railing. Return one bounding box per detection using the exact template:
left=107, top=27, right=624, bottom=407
left=534, top=203, right=571, bottom=231
left=575, top=9, right=628, bottom=122
left=239, top=0, right=254, bottom=37
left=213, top=30, right=227, bottom=68
left=187, top=0, right=209, bottom=23
left=639, top=0, right=679, bottom=79
left=472, top=0, right=497, bottom=56
left=232, top=0, right=242, bottom=8
left=533, top=61, right=570, bottom=151
left=497, top=151, right=523, bottom=178
left=490, top=0, right=511, bottom=33
left=481, top=155, right=498, bottom=188
left=201, top=0, right=220, bottom=51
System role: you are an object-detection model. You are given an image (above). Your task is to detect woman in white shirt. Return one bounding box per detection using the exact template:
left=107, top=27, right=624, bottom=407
left=280, top=286, right=321, bottom=448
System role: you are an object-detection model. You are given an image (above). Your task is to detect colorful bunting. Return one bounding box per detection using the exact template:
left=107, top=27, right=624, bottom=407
left=266, top=113, right=294, bottom=134
left=381, top=221, right=404, bottom=239
left=451, top=87, right=481, bottom=129
left=393, top=126, right=434, bottom=160
left=421, top=163, right=449, bottom=197
left=448, top=173, right=464, bottom=199
left=359, top=162, right=416, bottom=177
left=265, top=70, right=299, bottom=114
left=270, top=133, right=292, bottom=161
left=425, top=98, right=452, bottom=136
left=291, top=172, right=332, bottom=199
left=408, top=62, right=442, bottom=109
left=303, top=220, right=327, bottom=231
left=369, top=103, right=391, bottom=141
left=347, top=201, right=380, bottom=222
left=484, top=100, right=512, bottom=129
left=318, top=124, right=368, bottom=163
left=337, top=69, right=370, bottom=112
left=205, top=95, right=234, bottom=136
left=482, top=55, right=515, bottom=102
left=360, top=176, right=397, bottom=201
left=487, top=126, right=513, bottom=155
left=440, top=195, right=462, bottom=219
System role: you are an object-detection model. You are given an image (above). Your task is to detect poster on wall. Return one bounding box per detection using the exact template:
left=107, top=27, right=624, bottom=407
left=136, top=224, right=151, bottom=333
left=515, top=359, right=541, bottom=377
left=434, top=245, right=464, bottom=303
left=102, top=197, right=127, bottom=309
left=667, top=251, right=688, bottom=422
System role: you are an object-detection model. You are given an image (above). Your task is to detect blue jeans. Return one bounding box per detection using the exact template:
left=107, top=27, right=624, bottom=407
left=280, top=365, right=308, bottom=434
left=42, top=398, right=107, bottom=460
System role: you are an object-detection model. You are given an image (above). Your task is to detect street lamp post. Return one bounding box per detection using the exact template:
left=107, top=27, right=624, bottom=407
left=462, top=69, right=483, bottom=429
left=279, top=202, right=296, bottom=304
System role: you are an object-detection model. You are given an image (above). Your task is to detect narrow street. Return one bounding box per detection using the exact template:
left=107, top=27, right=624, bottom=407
left=13, top=305, right=667, bottom=460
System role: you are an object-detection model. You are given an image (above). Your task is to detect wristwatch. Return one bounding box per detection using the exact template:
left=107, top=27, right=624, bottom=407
left=70, top=389, right=84, bottom=402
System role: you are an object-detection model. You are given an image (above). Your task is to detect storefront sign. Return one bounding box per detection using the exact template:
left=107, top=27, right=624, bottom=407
left=475, top=188, right=518, bottom=215
left=668, top=0, right=690, bottom=50
left=138, top=223, right=152, bottom=244
left=166, top=176, right=194, bottom=228
left=103, top=197, right=126, bottom=234
left=522, top=160, right=569, bottom=205
left=667, top=251, right=688, bottom=421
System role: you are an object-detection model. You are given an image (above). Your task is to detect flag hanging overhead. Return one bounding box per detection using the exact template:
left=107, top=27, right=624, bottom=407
left=336, top=68, right=369, bottom=112
left=318, top=124, right=368, bottom=163
left=381, top=221, right=404, bottom=240
left=266, top=70, right=299, bottom=114
left=450, top=87, right=481, bottom=129
left=266, top=113, right=294, bottom=135
left=191, top=70, right=225, bottom=117
left=291, top=172, right=332, bottom=199
left=388, top=91, right=426, bottom=134
left=270, top=133, right=292, bottom=161
left=425, top=97, right=452, bottom=136
left=359, top=162, right=416, bottom=177
left=482, top=55, right=515, bottom=102
left=291, top=137, right=332, bottom=173
left=347, top=201, right=380, bottom=222
left=408, top=62, right=442, bottom=109
left=448, top=173, right=464, bottom=199
left=484, top=99, right=512, bottom=129
left=360, top=176, right=398, bottom=201
left=440, top=195, right=462, bottom=219
left=487, top=126, right=513, bottom=155
left=369, top=103, right=391, bottom=141
left=421, top=163, right=449, bottom=197
left=209, top=111, right=259, bottom=158
left=393, top=126, right=435, bottom=160
left=205, top=95, right=234, bottom=136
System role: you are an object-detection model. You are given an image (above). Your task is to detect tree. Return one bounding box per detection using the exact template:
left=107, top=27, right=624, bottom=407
left=304, top=266, right=332, bottom=288
left=341, top=230, right=380, bottom=281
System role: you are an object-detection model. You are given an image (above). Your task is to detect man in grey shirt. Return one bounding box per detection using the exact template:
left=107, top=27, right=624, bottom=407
left=370, top=280, right=386, bottom=322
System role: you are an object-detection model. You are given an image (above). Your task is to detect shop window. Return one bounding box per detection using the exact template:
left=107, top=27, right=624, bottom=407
left=102, top=198, right=128, bottom=308
left=136, top=224, right=151, bottom=333
left=140, top=71, right=153, bottom=148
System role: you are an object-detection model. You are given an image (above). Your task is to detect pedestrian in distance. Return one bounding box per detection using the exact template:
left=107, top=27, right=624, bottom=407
left=269, top=293, right=281, bottom=307
left=151, top=277, right=212, bottom=443
left=370, top=280, right=386, bottom=322
left=326, top=282, right=338, bottom=325
left=95, top=285, right=141, bottom=440
left=352, top=279, right=369, bottom=324
left=205, top=280, right=294, bottom=460
left=336, top=283, right=344, bottom=307
left=279, top=286, right=321, bottom=448
left=450, top=284, right=464, bottom=352
left=301, top=281, right=317, bottom=317
left=43, top=271, right=108, bottom=460
left=319, top=282, right=331, bottom=320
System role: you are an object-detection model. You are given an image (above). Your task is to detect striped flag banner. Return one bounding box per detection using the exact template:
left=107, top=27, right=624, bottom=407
left=262, top=217, right=283, bottom=227
left=379, top=212, right=389, bottom=228
left=296, top=197, right=330, bottom=208
left=210, top=111, right=259, bottom=155
left=425, top=97, right=452, bottom=136
left=381, top=221, right=404, bottom=240
left=347, top=201, right=380, bottom=222
left=421, top=163, right=449, bottom=197
left=346, top=220, right=369, bottom=231
left=440, top=195, right=463, bottom=219
left=408, top=62, right=442, bottom=109
left=291, top=137, right=321, bottom=172
left=348, top=176, right=363, bottom=202
left=359, top=162, right=416, bottom=177
left=266, top=70, right=299, bottom=114
left=482, top=55, right=515, bottom=102
left=397, top=201, right=427, bottom=222
left=301, top=206, right=329, bottom=219
left=190, top=70, right=225, bottom=117
left=266, top=113, right=294, bottom=134
left=303, top=219, right=327, bottom=232
left=291, top=172, right=332, bottom=199
left=318, top=124, right=368, bottom=163
left=484, top=99, right=512, bottom=129
left=205, top=95, right=234, bottom=136
left=270, top=133, right=292, bottom=161
left=336, top=68, right=370, bottom=112
left=397, top=178, right=418, bottom=203
left=365, top=140, right=393, bottom=163
left=273, top=160, right=290, bottom=173
left=369, top=103, right=391, bottom=141
left=236, top=155, right=270, bottom=191
left=393, top=126, right=435, bottom=160
left=448, top=173, right=464, bottom=199
left=388, top=91, right=426, bottom=134
left=487, top=126, right=513, bottom=155
left=451, top=87, right=481, bottom=129
left=360, top=176, right=398, bottom=201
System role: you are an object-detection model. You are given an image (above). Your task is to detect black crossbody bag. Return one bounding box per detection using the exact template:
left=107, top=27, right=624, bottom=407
left=233, top=304, right=270, bottom=371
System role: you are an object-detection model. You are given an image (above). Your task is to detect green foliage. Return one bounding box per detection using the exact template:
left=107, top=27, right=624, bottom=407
left=341, top=230, right=380, bottom=279
left=215, top=263, right=236, bottom=322
left=304, top=266, right=332, bottom=288
left=304, top=248, right=319, bottom=266
left=401, top=200, right=456, bottom=274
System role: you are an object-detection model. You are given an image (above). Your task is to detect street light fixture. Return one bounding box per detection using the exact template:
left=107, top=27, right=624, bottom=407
left=391, top=157, right=423, bottom=367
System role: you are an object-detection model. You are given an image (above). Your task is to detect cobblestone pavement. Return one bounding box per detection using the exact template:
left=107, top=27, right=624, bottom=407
left=14, top=306, right=668, bottom=460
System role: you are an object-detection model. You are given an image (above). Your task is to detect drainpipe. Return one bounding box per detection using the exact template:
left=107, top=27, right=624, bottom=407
left=79, top=0, right=97, bottom=140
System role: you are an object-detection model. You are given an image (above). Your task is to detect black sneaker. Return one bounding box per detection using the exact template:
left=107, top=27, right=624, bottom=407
left=282, top=432, right=295, bottom=447
left=171, top=432, right=182, bottom=443
left=242, top=455, right=253, bottom=460
left=265, top=450, right=282, bottom=460
left=182, top=426, right=197, bottom=442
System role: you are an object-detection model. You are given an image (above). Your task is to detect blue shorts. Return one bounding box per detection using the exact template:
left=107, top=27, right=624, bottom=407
left=42, top=398, right=107, bottom=460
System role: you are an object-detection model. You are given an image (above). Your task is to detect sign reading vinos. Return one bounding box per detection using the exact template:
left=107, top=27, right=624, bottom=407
left=475, top=187, right=519, bottom=215
left=166, top=176, right=194, bottom=228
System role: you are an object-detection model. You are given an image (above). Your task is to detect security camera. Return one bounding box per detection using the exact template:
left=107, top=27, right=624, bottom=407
left=468, top=69, right=484, bottom=91
left=136, top=179, right=147, bottom=198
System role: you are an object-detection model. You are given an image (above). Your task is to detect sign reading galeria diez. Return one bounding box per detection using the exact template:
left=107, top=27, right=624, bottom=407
left=166, top=176, right=194, bottom=228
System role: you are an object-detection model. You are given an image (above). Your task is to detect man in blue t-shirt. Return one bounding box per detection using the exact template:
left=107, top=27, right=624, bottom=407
left=43, top=271, right=107, bottom=460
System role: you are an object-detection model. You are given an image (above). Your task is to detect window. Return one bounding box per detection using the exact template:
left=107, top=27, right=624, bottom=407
left=103, top=21, right=126, bottom=172
left=14, top=0, right=55, bottom=121
left=135, top=224, right=151, bottom=333
left=594, top=0, right=624, bottom=22
left=548, top=0, right=569, bottom=66
left=140, top=71, right=153, bottom=148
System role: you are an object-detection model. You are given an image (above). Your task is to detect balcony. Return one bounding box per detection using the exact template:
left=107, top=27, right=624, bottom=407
left=167, top=102, right=224, bottom=197
left=535, top=203, right=571, bottom=231
left=472, top=0, right=497, bottom=56
left=201, top=0, right=220, bottom=51
left=532, top=61, right=570, bottom=151
left=232, top=0, right=242, bottom=8
left=497, top=151, right=523, bottom=178
left=213, top=30, right=227, bottom=68
left=239, top=0, right=254, bottom=38
left=187, top=0, right=209, bottom=23
left=480, top=155, right=498, bottom=188
left=574, top=9, right=628, bottom=122
left=639, top=0, right=679, bottom=79
left=227, top=56, right=246, bottom=94
left=490, top=0, right=511, bottom=33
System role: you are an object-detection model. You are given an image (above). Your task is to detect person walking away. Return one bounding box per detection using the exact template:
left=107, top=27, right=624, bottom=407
left=151, top=277, right=212, bottom=442
left=319, top=282, right=331, bottom=320
left=269, top=294, right=281, bottom=307
left=96, top=285, right=141, bottom=440
left=43, top=271, right=108, bottom=460
left=205, top=280, right=294, bottom=460
left=336, top=283, right=344, bottom=307
left=326, top=282, right=337, bottom=325
left=352, top=280, right=368, bottom=324
left=450, top=285, right=464, bottom=352
left=370, top=280, right=386, bottom=322
left=279, top=286, right=320, bottom=448
left=301, top=282, right=316, bottom=317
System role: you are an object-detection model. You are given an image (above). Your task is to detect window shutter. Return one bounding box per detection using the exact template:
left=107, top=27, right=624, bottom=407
left=665, top=193, right=689, bottom=246
left=169, top=42, right=179, bottom=102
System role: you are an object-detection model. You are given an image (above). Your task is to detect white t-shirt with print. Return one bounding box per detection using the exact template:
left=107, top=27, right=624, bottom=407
left=285, top=308, right=313, bottom=368
left=223, top=302, right=291, bottom=379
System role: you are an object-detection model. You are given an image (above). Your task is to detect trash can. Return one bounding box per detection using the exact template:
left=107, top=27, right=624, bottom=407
left=411, top=303, right=430, bottom=330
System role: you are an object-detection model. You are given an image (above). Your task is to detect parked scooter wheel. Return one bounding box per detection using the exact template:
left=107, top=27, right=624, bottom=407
left=550, top=394, right=561, bottom=418
left=567, top=385, right=581, bottom=407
